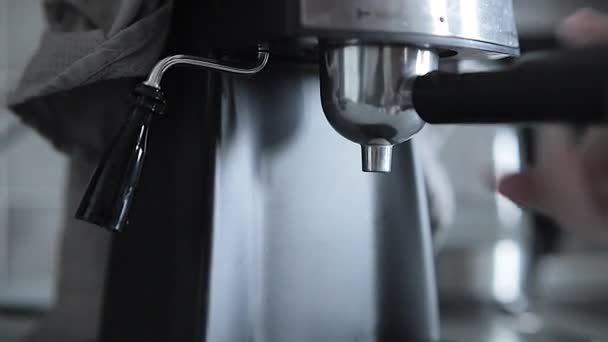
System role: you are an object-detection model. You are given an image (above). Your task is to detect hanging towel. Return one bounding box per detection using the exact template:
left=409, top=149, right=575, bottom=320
left=9, top=0, right=173, bottom=158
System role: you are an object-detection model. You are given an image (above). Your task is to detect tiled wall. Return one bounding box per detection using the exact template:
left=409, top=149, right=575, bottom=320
left=0, top=0, right=68, bottom=310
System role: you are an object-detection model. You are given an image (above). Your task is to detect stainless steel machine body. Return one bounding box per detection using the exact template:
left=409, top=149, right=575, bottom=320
left=196, top=1, right=519, bottom=340
left=206, top=65, right=438, bottom=341
left=197, top=0, right=519, bottom=171
left=199, top=0, right=519, bottom=55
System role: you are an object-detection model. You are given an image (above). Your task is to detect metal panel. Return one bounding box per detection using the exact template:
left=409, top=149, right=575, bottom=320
left=301, top=0, right=519, bottom=50
left=206, top=63, right=439, bottom=341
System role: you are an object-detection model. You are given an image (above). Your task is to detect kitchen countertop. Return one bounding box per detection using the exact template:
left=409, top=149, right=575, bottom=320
left=2, top=301, right=606, bottom=342
left=441, top=300, right=607, bottom=342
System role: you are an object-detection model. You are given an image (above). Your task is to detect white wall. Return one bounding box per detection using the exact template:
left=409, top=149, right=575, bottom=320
left=0, top=0, right=68, bottom=310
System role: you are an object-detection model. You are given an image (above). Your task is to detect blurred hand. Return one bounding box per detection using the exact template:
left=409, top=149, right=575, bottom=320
left=498, top=8, right=608, bottom=243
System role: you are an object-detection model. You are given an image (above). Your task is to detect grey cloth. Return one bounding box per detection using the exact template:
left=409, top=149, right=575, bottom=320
left=7, top=2, right=174, bottom=341
left=10, top=0, right=173, bottom=158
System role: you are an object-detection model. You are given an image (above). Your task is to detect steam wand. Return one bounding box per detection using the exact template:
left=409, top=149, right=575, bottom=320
left=76, top=46, right=270, bottom=232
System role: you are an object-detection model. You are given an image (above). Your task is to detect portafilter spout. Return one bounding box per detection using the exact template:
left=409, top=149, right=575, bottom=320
left=320, top=45, right=439, bottom=173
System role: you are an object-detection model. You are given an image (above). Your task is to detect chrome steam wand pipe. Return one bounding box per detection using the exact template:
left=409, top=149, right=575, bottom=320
left=144, top=45, right=270, bottom=89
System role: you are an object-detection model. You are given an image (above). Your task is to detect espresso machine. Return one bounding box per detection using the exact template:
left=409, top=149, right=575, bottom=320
left=76, top=0, right=526, bottom=341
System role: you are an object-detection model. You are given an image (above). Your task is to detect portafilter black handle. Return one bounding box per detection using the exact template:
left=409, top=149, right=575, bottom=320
left=413, top=46, right=608, bottom=125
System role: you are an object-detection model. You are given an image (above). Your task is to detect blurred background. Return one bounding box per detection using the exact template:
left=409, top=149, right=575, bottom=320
left=0, top=0, right=68, bottom=341
left=2, top=0, right=608, bottom=342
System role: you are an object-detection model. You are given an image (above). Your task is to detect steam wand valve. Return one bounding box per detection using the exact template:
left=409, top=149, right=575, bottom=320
left=76, top=46, right=270, bottom=232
